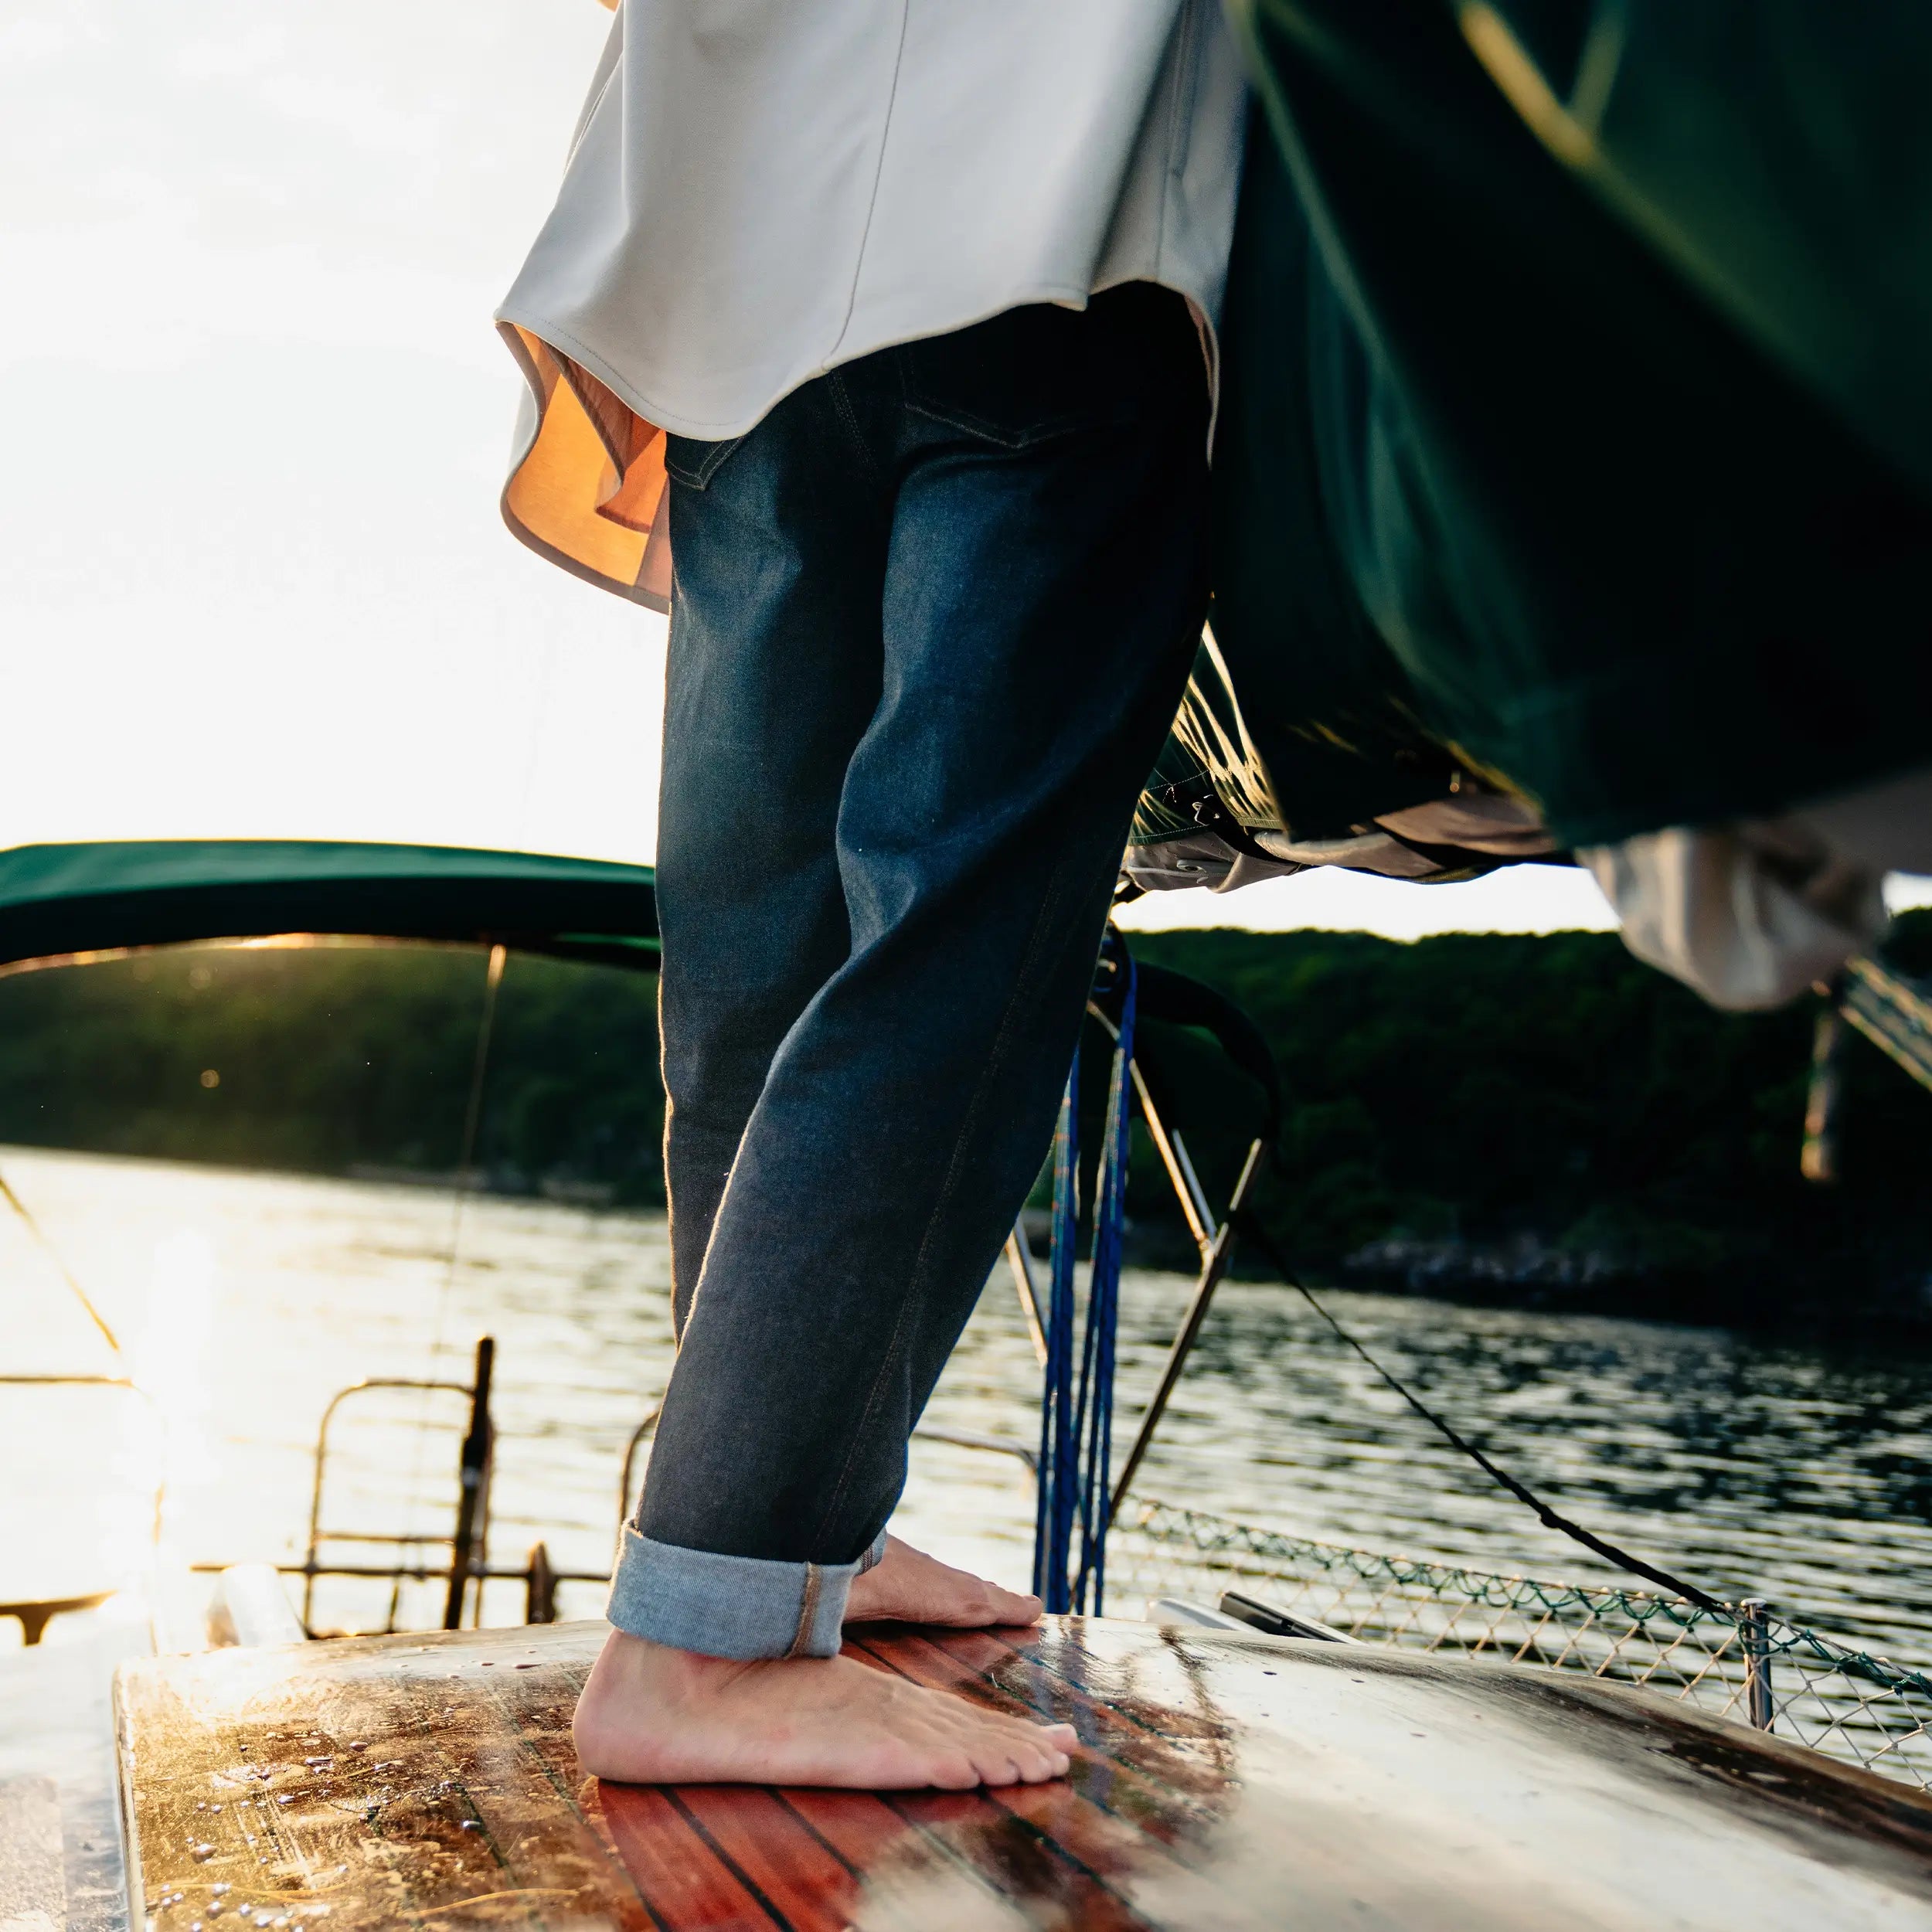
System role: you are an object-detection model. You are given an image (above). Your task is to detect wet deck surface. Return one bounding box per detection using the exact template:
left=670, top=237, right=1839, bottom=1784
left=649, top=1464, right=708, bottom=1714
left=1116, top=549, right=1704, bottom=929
left=2, top=1619, right=145, bottom=1932
left=117, top=1616, right=1932, bottom=1930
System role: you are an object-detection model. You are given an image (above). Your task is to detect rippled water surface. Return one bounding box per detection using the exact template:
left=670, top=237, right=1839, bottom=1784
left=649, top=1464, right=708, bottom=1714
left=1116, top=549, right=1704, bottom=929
left=5, top=1145, right=1931, bottom=1667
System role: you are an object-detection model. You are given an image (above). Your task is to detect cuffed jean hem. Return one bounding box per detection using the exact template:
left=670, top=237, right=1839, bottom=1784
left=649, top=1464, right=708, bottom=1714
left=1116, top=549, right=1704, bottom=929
left=605, top=1526, right=890, bottom=1660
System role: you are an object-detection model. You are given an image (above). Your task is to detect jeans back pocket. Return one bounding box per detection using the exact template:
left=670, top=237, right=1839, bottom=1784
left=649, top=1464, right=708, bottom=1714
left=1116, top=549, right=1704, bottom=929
left=901, top=286, right=1189, bottom=450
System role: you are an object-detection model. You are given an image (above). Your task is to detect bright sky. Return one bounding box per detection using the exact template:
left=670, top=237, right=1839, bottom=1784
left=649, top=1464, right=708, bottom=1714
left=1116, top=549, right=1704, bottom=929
left=1, top=3, right=1920, bottom=942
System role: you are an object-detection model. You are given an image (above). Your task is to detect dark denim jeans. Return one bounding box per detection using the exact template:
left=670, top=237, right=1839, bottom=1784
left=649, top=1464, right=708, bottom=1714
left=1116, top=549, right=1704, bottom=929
left=607, top=284, right=1209, bottom=1658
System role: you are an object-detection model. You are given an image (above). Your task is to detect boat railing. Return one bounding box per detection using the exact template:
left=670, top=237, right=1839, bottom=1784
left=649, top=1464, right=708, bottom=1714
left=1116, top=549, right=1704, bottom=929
left=300, top=1364, right=484, bottom=1632
left=0, top=1371, right=162, bottom=1645
left=192, top=1335, right=608, bottom=1636
left=155, top=1352, right=1932, bottom=1800
left=1106, top=1496, right=1932, bottom=1794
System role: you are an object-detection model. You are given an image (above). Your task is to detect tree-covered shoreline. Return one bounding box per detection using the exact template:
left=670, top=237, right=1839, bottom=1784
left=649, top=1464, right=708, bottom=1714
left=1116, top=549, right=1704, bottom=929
left=0, top=917, right=1925, bottom=1330
left=1126, top=920, right=1932, bottom=1331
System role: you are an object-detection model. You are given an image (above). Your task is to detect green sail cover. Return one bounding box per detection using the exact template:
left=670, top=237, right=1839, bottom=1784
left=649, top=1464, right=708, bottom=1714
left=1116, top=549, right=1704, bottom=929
left=0, top=842, right=658, bottom=974
left=1190, top=0, right=1932, bottom=854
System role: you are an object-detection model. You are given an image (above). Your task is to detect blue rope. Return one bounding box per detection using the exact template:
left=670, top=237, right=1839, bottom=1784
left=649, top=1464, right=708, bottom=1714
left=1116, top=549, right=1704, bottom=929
left=1034, top=946, right=1136, bottom=1615
left=1032, top=1060, right=1080, bottom=1607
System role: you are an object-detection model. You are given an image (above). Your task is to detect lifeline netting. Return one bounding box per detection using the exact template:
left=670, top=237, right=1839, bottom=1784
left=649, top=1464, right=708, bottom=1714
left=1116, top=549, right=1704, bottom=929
left=1111, top=1499, right=1932, bottom=1791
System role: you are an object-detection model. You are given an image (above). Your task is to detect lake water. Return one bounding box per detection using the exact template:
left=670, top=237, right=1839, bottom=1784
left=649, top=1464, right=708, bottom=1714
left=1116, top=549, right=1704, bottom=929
left=4, top=1145, right=1931, bottom=1670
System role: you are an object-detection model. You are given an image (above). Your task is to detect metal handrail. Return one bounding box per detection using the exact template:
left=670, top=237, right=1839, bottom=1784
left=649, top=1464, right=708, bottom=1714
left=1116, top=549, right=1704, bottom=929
left=1002, top=1230, right=1047, bottom=1362
left=197, top=1558, right=611, bottom=1586
left=302, top=1354, right=488, bottom=1633
left=1107, top=1135, right=1267, bottom=1525
left=911, top=1423, right=1038, bottom=1475
left=444, top=1337, right=495, bottom=1628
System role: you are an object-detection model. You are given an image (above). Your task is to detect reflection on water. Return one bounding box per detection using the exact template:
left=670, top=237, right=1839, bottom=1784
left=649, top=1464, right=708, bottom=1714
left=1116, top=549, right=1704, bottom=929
left=3, top=1145, right=1930, bottom=1667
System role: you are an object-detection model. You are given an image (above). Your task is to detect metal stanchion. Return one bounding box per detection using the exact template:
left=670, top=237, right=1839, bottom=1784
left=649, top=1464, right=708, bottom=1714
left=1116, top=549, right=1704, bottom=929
left=1741, top=1597, right=1777, bottom=1732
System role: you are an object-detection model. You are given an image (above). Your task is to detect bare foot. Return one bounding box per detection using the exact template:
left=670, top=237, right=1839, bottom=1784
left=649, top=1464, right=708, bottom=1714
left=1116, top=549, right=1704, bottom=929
left=845, top=1536, right=1043, bottom=1629
left=574, top=1628, right=1077, bottom=1787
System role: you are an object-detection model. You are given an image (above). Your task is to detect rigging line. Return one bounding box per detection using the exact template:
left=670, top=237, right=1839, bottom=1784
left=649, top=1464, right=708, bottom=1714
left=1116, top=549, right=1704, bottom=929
left=401, top=942, right=508, bottom=1568
left=1230, top=1206, right=1725, bottom=1614
left=0, top=1163, right=122, bottom=1355
left=442, top=941, right=509, bottom=1325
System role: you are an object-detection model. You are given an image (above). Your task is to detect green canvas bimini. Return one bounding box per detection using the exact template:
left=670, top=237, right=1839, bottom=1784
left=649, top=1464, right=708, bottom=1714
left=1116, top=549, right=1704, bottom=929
left=1170, top=0, right=1932, bottom=859
left=0, top=841, right=658, bottom=974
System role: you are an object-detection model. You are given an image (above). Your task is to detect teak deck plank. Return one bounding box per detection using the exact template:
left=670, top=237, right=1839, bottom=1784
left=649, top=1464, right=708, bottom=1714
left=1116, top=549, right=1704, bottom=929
left=777, top=1786, right=1033, bottom=1932
left=653, top=1787, right=855, bottom=1932
left=591, top=1784, right=777, bottom=1929
left=117, top=1616, right=1932, bottom=1930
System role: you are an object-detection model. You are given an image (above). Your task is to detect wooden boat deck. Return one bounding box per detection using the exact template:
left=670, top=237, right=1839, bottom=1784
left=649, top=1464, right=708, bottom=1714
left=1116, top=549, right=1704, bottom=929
left=2, top=1615, right=148, bottom=1932
left=117, top=1616, right=1932, bottom=1930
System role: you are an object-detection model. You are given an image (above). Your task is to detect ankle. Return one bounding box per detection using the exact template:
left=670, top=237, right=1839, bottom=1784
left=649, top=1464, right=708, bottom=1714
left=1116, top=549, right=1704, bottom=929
left=588, top=1628, right=759, bottom=1709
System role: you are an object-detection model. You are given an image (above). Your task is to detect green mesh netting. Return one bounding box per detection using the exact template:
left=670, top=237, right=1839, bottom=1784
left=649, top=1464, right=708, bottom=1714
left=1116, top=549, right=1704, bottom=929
left=1112, top=1499, right=1932, bottom=1791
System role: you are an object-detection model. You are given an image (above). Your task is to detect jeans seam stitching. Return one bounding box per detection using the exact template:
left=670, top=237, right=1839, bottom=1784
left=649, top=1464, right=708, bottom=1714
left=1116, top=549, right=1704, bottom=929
left=785, top=1563, right=824, bottom=1658
left=827, top=371, right=883, bottom=482
left=663, top=435, right=741, bottom=490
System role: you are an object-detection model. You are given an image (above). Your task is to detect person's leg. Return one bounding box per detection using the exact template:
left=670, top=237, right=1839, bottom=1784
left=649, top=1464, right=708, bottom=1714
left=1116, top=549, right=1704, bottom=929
left=579, top=287, right=1209, bottom=1786
left=653, top=369, right=1040, bottom=1632
left=653, top=393, right=884, bottom=1337
left=647, top=287, right=1209, bottom=1569
left=606, top=357, right=1066, bottom=1787
left=654, top=373, right=1040, bottom=1643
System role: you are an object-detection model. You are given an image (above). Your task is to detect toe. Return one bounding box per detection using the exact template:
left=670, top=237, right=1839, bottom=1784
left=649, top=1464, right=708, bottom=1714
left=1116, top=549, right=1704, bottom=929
left=929, top=1749, right=984, bottom=1791
left=973, top=1747, right=1026, bottom=1787
left=993, top=1717, right=1071, bottom=1781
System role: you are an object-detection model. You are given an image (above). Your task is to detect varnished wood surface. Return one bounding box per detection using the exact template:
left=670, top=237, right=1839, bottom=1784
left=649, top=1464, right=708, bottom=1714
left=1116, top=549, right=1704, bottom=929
left=117, top=1616, right=1932, bottom=1930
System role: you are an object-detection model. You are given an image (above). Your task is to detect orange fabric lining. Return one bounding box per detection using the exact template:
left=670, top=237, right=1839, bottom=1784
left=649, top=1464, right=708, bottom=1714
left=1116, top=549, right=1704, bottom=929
left=498, top=322, right=674, bottom=611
